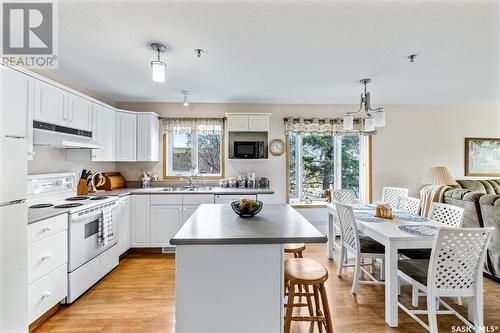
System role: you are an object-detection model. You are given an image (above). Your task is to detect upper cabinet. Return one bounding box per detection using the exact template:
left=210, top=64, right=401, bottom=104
left=226, top=113, right=270, bottom=132
left=137, top=113, right=159, bottom=162
left=92, top=104, right=115, bottom=161
left=115, top=110, right=137, bottom=161
left=34, top=80, right=92, bottom=132
left=34, top=80, right=67, bottom=127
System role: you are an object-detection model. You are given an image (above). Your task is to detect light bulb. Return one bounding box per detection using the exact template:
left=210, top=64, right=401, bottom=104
left=364, top=117, right=375, bottom=132
left=373, top=110, right=385, bottom=127
left=183, top=102, right=189, bottom=107
left=151, top=61, right=166, bottom=83
left=343, top=114, right=354, bottom=130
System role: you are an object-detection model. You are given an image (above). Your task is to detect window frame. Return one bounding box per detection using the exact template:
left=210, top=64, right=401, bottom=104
left=286, top=134, right=371, bottom=203
left=162, top=122, right=225, bottom=180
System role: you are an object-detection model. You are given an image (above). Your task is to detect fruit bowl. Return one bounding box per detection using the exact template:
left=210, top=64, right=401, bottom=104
left=231, top=199, right=263, bottom=218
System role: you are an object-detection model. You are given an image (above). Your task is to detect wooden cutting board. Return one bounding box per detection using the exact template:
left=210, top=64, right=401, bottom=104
left=98, top=172, right=126, bottom=191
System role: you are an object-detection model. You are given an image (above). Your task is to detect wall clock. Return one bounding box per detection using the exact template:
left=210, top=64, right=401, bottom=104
left=269, top=139, right=285, bottom=156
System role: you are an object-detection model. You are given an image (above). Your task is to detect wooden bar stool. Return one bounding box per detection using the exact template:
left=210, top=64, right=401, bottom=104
left=284, top=258, right=333, bottom=333
left=284, top=243, right=305, bottom=258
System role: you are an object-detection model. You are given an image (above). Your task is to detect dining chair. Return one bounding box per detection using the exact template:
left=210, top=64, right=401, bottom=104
left=330, top=189, right=357, bottom=204
left=400, top=202, right=465, bottom=306
left=396, top=196, right=421, bottom=215
left=379, top=187, right=409, bottom=209
left=397, top=227, right=493, bottom=333
left=333, top=202, right=385, bottom=293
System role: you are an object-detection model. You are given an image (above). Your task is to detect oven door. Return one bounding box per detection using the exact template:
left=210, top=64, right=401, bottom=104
left=68, top=203, right=119, bottom=272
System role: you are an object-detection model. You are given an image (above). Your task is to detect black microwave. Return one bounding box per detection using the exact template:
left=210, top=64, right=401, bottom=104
left=233, top=141, right=265, bottom=159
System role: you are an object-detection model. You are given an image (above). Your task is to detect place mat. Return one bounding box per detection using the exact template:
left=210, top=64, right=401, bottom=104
left=352, top=204, right=377, bottom=211
left=399, top=225, right=437, bottom=237
left=354, top=212, right=384, bottom=222
left=393, top=212, right=430, bottom=222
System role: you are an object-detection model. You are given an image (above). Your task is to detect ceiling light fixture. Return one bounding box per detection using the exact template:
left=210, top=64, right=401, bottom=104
left=343, top=78, right=385, bottom=131
left=407, top=54, right=417, bottom=63
left=150, top=43, right=167, bottom=83
left=195, top=48, right=208, bottom=58
left=181, top=90, right=190, bottom=106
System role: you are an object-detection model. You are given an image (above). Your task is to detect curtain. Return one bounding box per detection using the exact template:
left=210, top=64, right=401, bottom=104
left=161, top=118, right=223, bottom=134
left=284, top=117, right=374, bottom=135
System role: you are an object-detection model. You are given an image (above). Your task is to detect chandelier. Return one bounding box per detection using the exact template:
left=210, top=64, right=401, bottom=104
left=343, top=78, right=385, bottom=132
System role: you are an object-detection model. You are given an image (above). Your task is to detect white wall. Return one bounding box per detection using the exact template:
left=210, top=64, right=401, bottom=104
left=115, top=102, right=500, bottom=203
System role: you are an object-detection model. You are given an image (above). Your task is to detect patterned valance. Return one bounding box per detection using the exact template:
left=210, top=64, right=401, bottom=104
left=284, top=117, right=375, bottom=135
left=161, top=117, right=223, bottom=134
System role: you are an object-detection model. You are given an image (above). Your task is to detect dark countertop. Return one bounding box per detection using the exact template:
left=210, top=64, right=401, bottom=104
left=90, top=187, right=275, bottom=197
left=28, top=208, right=69, bottom=224
left=170, top=204, right=327, bottom=245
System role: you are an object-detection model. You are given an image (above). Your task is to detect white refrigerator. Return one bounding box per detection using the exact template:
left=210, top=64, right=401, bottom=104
left=0, top=65, right=29, bottom=333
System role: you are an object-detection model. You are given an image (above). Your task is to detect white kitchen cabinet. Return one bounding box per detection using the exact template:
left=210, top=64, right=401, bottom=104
left=226, top=113, right=270, bottom=132
left=34, top=80, right=67, bottom=127
left=115, top=110, right=137, bottom=161
left=257, top=193, right=277, bottom=204
left=182, top=205, right=199, bottom=224
left=67, top=93, right=92, bottom=131
left=214, top=194, right=257, bottom=204
left=248, top=114, right=269, bottom=131
left=1, top=66, right=34, bottom=159
left=118, top=196, right=131, bottom=255
left=150, top=205, right=183, bottom=247
left=131, top=195, right=151, bottom=247
left=92, top=104, right=115, bottom=161
left=137, top=113, right=159, bottom=162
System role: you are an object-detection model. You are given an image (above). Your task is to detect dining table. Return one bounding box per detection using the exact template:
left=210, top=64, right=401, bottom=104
left=326, top=203, right=458, bottom=328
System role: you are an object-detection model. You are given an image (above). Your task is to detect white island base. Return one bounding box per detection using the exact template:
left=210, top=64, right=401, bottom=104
left=175, top=244, right=284, bottom=333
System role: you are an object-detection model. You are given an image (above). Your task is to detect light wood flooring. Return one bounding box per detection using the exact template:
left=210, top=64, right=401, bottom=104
left=36, top=243, right=500, bottom=333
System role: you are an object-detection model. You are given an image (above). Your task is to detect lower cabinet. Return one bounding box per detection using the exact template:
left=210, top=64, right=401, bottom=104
left=182, top=205, right=199, bottom=224
left=131, top=195, right=151, bottom=247
left=118, top=196, right=131, bottom=255
left=150, top=205, right=183, bottom=247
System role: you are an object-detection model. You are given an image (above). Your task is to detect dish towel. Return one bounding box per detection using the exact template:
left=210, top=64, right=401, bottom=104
left=419, top=184, right=450, bottom=216
left=98, top=207, right=114, bottom=247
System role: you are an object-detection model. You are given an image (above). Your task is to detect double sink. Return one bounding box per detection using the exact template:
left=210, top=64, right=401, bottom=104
left=156, top=187, right=214, bottom=192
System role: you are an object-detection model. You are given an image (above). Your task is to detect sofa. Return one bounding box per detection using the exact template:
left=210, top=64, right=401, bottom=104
left=444, top=179, right=500, bottom=281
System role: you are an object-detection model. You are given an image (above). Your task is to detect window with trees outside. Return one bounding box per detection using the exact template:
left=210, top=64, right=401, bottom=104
left=288, top=134, right=368, bottom=203
left=164, top=118, right=224, bottom=178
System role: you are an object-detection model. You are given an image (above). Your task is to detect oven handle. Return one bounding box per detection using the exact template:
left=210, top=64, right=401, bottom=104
left=70, top=202, right=118, bottom=223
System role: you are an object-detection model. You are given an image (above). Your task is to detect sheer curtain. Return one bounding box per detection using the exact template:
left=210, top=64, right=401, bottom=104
left=284, top=117, right=373, bottom=135
left=161, top=118, right=223, bottom=134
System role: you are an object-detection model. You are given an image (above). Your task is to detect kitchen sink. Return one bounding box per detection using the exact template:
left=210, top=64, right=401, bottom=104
left=157, top=187, right=213, bottom=192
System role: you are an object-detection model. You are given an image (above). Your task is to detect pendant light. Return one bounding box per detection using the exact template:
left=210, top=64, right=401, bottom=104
left=343, top=78, right=385, bottom=131
left=181, top=90, right=190, bottom=107
left=150, top=43, right=166, bottom=83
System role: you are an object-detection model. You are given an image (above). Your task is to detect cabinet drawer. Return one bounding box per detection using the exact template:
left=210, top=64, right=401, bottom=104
left=28, top=230, right=67, bottom=284
left=28, top=214, right=67, bottom=244
left=28, top=264, right=67, bottom=324
left=151, top=194, right=183, bottom=205
left=182, top=194, right=214, bottom=205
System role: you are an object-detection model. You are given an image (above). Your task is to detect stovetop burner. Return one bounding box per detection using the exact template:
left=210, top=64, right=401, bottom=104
left=66, top=196, right=89, bottom=201
left=29, top=203, right=54, bottom=209
left=89, top=196, right=108, bottom=200
left=54, top=203, right=84, bottom=209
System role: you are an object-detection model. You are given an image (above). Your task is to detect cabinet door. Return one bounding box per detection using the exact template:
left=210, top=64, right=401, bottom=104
left=119, top=197, right=131, bottom=254
left=68, top=94, right=92, bottom=131
left=150, top=205, right=183, bottom=247
left=227, top=114, right=249, bottom=131
left=137, top=114, right=159, bottom=161
left=131, top=195, right=150, bottom=247
left=115, top=111, right=137, bottom=161
left=182, top=205, right=199, bottom=224
left=34, top=80, right=67, bottom=127
left=248, top=115, right=269, bottom=131
left=1, top=67, right=34, bottom=159
left=92, top=104, right=115, bottom=161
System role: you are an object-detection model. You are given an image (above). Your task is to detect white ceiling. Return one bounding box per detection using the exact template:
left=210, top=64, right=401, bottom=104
left=53, top=0, right=500, bottom=106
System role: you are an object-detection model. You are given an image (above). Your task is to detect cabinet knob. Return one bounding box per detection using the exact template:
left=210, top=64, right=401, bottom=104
left=41, top=254, right=52, bottom=261
left=42, top=227, right=51, bottom=232
left=41, top=291, right=51, bottom=299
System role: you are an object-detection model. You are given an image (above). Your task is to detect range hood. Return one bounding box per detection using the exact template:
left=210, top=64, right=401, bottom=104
left=33, top=121, right=102, bottom=149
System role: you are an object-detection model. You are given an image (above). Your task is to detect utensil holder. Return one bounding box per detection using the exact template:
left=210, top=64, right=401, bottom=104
left=77, top=179, right=88, bottom=195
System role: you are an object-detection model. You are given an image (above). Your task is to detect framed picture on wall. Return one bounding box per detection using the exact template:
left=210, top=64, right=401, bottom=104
left=465, top=137, right=500, bottom=176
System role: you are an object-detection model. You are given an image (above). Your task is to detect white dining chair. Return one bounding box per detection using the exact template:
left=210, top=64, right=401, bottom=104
left=333, top=202, right=385, bottom=293
left=330, top=189, right=357, bottom=204
left=397, top=196, right=421, bottom=215
left=398, top=227, right=493, bottom=333
left=379, top=186, right=409, bottom=209
left=400, top=202, right=465, bottom=306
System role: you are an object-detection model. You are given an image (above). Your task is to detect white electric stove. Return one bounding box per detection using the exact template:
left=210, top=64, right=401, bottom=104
left=27, top=173, right=120, bottom=303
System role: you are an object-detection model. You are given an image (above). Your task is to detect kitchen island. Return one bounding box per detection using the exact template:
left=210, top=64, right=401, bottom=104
left=170, top=204, right=327, bottom=333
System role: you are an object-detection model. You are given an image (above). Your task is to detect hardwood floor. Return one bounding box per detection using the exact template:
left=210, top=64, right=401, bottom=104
left=36, top=244, right=499, bottom=333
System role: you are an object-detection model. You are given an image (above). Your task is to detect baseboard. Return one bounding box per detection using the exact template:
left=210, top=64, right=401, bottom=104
left=29, top=304, right=60, bottom=332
